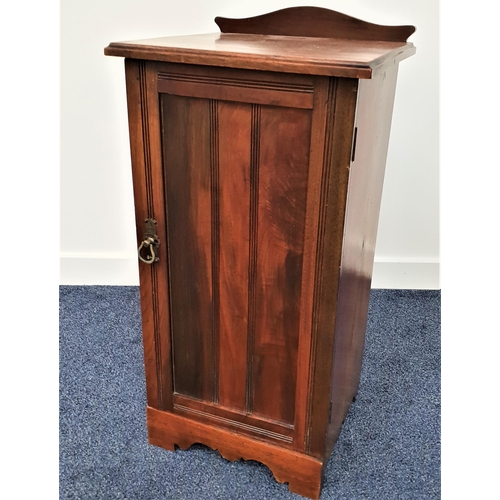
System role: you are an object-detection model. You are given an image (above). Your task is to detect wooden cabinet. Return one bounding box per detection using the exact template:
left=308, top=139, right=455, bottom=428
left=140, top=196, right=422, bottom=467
left=105, top=7, right=415, bottom=499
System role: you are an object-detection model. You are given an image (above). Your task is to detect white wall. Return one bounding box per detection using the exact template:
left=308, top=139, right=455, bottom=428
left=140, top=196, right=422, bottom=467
left=60, top=0, right=439, bottom=288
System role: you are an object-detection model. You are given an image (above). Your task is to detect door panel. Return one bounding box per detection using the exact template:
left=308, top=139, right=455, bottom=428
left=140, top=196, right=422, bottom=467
left=217, top=101, right=252, bottom=411
left=159, top=79, right=313, bottom=432
left=161, top=94, right=214, bottom=401
left=251, top=105, right=312, bottom=424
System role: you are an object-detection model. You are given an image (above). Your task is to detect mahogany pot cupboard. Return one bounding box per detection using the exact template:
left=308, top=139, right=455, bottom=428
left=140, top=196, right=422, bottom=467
left=104, top=7, right=416, bottom=499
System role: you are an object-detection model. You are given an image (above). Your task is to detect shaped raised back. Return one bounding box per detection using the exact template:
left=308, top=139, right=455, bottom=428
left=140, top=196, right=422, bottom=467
left=215, top=6, right=415, bottom=42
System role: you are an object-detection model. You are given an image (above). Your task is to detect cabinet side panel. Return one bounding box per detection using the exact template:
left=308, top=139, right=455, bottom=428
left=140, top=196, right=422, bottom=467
left=325, top=65, right=400, bottom=459
left=217, top=101, right=252, bottom=411
left=251, top=105, right=312, bottom=425
left=161, top=94, right=214, bottom=402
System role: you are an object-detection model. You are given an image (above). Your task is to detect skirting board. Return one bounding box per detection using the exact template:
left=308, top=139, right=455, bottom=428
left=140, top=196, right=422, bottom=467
left=59, top=255, right=440, bottom=289
left=60, top=253, right=140, bottom=286
left=371, top=260, right=439, bottom=289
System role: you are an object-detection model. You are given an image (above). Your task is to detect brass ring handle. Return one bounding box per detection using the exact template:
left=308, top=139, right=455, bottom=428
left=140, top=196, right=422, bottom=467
left=138, top=237, right=156, bottom=264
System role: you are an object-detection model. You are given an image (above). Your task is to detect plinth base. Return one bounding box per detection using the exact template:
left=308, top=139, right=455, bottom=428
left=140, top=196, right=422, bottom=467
left=147, top=406, right=324, bottom=499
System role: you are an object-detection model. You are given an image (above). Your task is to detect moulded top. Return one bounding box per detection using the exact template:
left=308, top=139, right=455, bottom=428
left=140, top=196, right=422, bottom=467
left=104, top=7, right=416, bottom=79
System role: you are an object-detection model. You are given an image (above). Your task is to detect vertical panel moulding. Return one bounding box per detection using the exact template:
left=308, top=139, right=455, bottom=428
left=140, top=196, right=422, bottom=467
left=126, top=59, right=161, bottom=409
left=305, top=77, right=338, bottom=451
left=246, top=103, right=261, bottom=414
left=291, top=76, right=330, bottom=451
left=159, top=93, right=174, bottom=406
left=210, top=99, right=220, bottom=404
left=139, top=61, right=164, bottom=410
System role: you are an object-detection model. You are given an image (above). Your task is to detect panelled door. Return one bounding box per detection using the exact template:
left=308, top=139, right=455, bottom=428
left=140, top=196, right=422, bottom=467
left=130, top=61, right=331, bottom=451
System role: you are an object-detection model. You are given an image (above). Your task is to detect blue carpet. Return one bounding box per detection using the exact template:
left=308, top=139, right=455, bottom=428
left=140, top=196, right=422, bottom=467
left=59, top=286, right=440, bottom=499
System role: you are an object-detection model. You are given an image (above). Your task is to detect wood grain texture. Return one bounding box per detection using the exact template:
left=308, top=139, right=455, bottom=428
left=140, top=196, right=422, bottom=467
left=172, top=394, right=294, bottom=446
left=161, top=94, right=214, bottom=402
left=105, top=34, right=415, bottom=79
left=157, top=71, right=313, bottom=109
left=217, top=101, right=251, bottom=411
left=215, top=6, right=415, bottom=42
left=324, top=64, right=400, bottom=461
left=125, top=60, right=172, bottom=411
left=156, top=62, right=315, bottom=89
left=292, top=76, right=331, bottom=451
left=147, top=407, right=323, bottom=500
left=251, top=105, right=312, bottom=425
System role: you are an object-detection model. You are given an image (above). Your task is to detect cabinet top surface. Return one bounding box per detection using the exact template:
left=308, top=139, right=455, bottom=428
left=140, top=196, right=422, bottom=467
left=104, top=33, right=414, bottom=79
left=104, top=7, right=415, bottom=79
